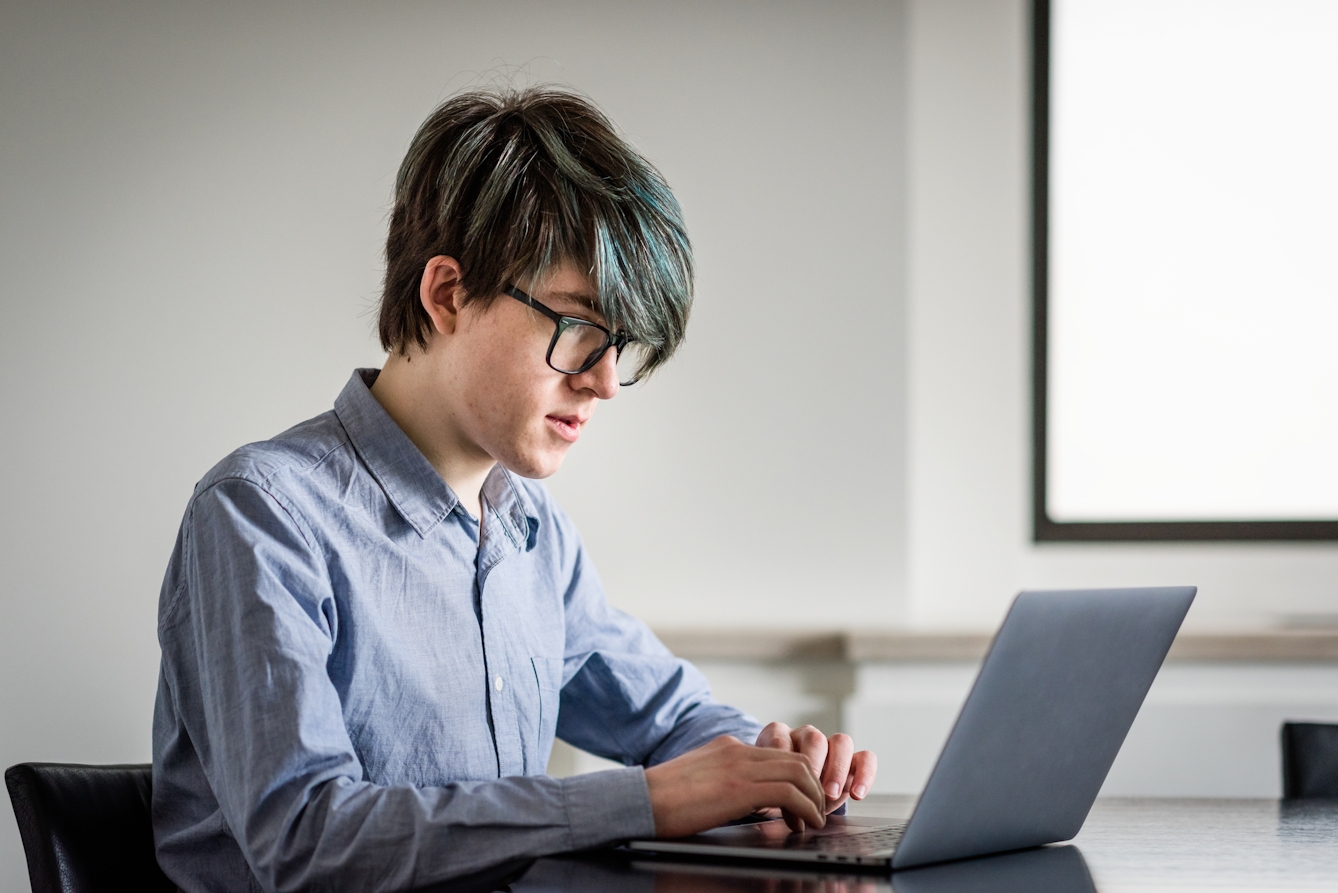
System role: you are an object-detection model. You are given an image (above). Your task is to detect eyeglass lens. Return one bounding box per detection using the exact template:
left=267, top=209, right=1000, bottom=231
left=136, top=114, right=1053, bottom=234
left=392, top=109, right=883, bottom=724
left=614, top=342, right=655, bottom=385
left=550, top=323, right=654, bottom=385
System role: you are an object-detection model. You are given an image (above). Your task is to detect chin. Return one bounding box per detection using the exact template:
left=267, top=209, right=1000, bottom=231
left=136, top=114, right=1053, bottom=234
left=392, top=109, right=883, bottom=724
left=503, top=449, right=569, bottom=480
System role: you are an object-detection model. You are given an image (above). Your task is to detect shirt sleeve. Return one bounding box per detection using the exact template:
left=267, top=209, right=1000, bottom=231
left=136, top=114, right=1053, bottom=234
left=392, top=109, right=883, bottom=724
left=159, top=477, right=655, bottom=893
left=546, top=504, right=764, bottom=767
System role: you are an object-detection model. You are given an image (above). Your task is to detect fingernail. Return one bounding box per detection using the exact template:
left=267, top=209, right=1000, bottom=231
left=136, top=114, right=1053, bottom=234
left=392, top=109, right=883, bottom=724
left=853, top=785, right=868, bottom=799
left=826, top=783, right=841, bottom=799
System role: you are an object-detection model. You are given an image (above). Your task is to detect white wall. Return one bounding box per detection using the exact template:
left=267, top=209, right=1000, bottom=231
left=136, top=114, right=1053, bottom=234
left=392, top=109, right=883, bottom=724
left=0, top=1, right=906, bottom=887
left=4, top=0, right=1336, bottom=887
left=568, top=655, right=1338, bottom=797
left=903, top=0, right=1338, bottom=631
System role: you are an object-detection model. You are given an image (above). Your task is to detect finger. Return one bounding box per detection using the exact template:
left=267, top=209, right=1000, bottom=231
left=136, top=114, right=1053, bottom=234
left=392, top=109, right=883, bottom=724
left=820, top=733, right=854, bottom=803
left=746, top=750, right=827, bottom=822
left=756, top=722, right=793, bottom=750
left=849, top=750, right=878, bottom=800
left=756, top=781, right=825, bottom=831
left=790, top=725, right=829, bottom=781
left=759, top=754, right=824, bottom=834
left=781, top=752, right=828, bottom=820
left=745, top=749, right=825, bottom=800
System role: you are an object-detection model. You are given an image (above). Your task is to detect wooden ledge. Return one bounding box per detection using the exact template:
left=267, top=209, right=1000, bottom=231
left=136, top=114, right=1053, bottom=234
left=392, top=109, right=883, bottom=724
left=653, top=628, right=1338, bottom=663
left=653, top=630, right=846, bottom=661
left=1166, top=630, right=1338, bottom=662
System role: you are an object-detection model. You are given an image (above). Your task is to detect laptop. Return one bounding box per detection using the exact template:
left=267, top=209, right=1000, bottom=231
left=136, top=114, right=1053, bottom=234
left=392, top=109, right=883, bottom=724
left=625, top=586, right=1195, bottom=869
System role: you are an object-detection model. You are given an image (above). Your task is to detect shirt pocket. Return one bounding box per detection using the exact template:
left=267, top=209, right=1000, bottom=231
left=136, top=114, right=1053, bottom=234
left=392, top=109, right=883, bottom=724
left=531, top=656, right=565, bottom=755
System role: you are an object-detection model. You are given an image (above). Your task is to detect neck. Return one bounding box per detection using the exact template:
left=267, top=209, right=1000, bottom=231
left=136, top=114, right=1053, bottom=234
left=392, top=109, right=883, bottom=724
left=369, top=350, right=494, bottom=519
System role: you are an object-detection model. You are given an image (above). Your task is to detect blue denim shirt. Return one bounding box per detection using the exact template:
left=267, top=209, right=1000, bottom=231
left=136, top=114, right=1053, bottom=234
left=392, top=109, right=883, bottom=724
left=152, top=369, right=761, bottom=893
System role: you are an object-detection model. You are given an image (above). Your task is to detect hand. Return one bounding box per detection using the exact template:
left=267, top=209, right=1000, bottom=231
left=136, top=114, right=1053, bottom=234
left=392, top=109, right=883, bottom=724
left=644, top=735, right=827, bottom=837
left=755, top=723, right=877, bottom=820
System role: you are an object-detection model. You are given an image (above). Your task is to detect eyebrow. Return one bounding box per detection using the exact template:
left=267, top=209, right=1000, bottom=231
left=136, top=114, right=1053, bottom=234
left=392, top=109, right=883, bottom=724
left=547, top=290, right=606, bottom=321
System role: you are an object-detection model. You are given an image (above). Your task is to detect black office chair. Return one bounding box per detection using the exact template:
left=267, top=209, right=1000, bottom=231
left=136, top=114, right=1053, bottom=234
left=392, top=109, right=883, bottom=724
left=1282, top=722, right=1338, bottom=799
left=5, top=762, right=176, bottom=893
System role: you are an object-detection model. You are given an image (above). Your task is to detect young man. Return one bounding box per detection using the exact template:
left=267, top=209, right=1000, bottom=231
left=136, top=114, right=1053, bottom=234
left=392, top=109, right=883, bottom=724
left=152, top=87, right=876, bottom=893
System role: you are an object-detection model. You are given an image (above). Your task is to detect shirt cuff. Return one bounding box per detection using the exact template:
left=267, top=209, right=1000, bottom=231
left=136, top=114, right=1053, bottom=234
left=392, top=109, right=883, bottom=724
left=560, top=766, right=656, bottom=850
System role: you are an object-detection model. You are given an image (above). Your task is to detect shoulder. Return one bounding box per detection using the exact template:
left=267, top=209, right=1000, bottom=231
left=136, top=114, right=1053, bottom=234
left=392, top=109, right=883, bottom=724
left=189, top=411, right=356, bottom=539
left=196, top=410, right=351, bottom=495
left=161, top=413, right=348, bottom=624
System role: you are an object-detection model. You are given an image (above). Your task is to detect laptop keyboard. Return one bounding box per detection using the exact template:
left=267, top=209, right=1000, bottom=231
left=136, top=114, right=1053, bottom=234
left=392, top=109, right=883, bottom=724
left=791, top=823, right=906, bottom=854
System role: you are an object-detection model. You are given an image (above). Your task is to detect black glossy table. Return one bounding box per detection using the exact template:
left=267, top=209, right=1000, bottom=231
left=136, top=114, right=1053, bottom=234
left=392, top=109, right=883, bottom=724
left=430, top=795, right=1338, bottom=892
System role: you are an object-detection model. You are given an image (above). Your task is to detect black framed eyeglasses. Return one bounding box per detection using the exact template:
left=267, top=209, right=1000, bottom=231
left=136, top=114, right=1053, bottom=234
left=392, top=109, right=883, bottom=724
left=505, top=285, right=654, bottom=386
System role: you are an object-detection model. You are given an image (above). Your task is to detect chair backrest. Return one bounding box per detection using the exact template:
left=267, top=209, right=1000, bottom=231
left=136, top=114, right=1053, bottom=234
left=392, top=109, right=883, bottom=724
left=1282, top=722, right=1338, bottom=799
left=5, top=762, right=176, bottom=893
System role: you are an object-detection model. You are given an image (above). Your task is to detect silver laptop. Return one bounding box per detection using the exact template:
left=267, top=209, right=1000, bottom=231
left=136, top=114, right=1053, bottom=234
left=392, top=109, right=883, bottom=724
left=626, top=586, right=1195, bottom=869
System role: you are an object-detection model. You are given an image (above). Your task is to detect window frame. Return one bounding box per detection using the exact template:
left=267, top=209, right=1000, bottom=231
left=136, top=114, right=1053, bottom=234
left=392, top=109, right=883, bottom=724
left=1030, top=0, right=1338, bottom=542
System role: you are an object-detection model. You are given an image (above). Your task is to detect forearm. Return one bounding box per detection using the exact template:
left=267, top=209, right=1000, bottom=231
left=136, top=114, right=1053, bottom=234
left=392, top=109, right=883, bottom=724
left=242, top=768, right=654, bottom=893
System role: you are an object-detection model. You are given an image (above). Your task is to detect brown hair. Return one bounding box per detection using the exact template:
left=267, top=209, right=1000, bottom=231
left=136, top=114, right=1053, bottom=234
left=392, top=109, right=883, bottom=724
left=378, top=86, right=693, bottom=380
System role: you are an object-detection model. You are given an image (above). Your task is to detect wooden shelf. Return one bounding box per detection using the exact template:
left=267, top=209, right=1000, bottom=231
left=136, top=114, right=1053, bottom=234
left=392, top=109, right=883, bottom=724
left=653, top=628, right=1338, bottom=662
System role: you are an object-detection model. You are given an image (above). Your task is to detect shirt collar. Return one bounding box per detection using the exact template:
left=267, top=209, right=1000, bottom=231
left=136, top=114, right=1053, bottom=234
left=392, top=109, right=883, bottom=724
left=479, top=465, right=540, bottom=570
left=334, top=369, right=537, bottom=545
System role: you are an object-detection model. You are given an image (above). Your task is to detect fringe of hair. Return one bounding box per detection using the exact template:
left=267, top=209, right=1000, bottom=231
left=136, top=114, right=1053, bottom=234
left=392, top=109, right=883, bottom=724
left=379, top=86, right=693, bottom=381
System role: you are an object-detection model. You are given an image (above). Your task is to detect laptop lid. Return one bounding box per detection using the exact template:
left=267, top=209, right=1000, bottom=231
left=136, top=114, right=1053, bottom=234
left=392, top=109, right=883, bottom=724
left=891, top=586, right=1195, bottom=868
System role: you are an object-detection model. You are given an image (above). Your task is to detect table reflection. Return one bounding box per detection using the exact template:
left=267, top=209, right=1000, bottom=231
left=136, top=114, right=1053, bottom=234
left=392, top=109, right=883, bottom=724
left=498, top=843, right=1093, bottom=893
left=892, top=846, right=1094, bottom=893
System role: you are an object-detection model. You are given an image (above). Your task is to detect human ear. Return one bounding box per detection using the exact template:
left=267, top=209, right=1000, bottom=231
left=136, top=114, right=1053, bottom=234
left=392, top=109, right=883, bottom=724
left=419, top=256, right=466, bottom=336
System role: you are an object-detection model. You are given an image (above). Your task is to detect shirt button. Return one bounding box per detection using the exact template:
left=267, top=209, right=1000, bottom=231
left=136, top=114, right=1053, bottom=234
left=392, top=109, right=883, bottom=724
left=494, top=676, right=504, bottom=691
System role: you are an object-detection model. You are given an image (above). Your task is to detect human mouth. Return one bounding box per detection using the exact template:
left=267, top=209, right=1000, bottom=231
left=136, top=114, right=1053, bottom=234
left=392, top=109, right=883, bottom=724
left=545, top=414, right=586, bottom=443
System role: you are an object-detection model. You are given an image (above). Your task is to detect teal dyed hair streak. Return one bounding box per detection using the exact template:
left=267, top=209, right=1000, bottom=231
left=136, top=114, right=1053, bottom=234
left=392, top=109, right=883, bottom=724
left=379, top=86, right=693, bottom=380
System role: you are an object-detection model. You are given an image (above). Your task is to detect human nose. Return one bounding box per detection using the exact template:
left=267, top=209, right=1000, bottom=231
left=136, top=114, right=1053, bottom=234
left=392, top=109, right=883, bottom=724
left=570, top=345, right=620, bottom=399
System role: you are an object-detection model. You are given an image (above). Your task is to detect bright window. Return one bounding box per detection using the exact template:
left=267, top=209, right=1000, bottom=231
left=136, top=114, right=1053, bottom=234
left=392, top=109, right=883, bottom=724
left=1037, top=0, right=1338, bottom=538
